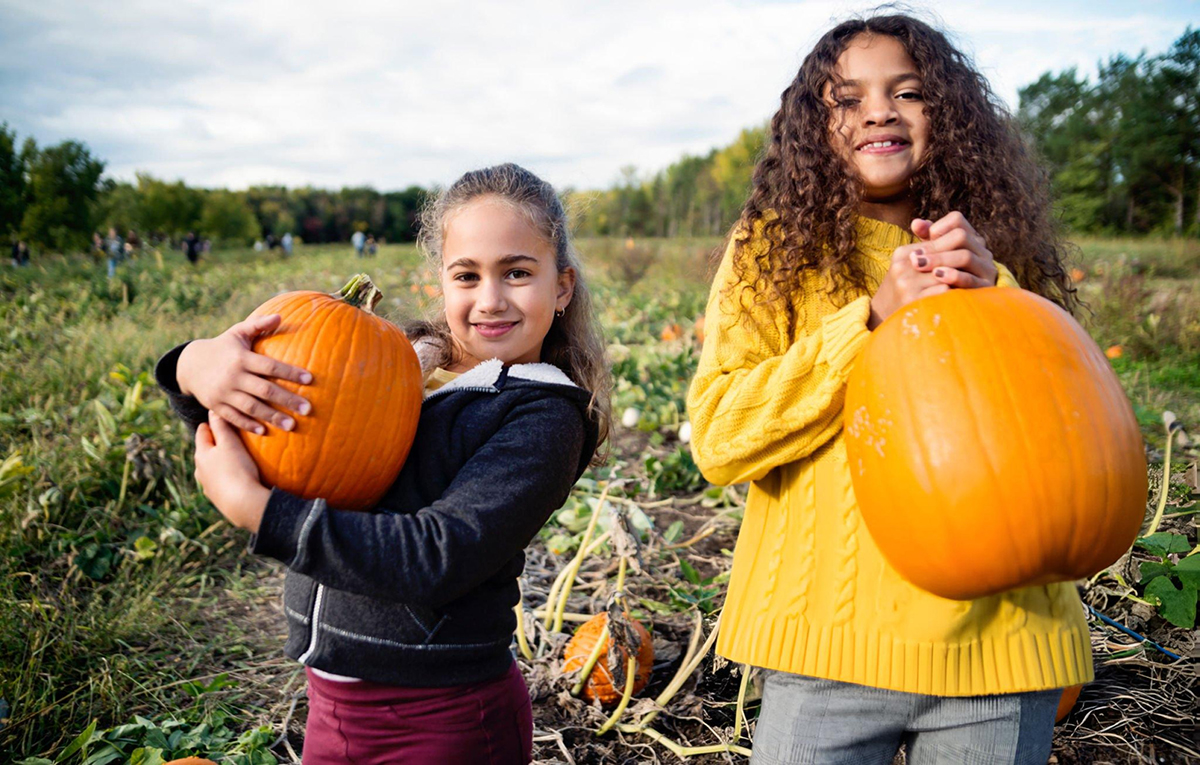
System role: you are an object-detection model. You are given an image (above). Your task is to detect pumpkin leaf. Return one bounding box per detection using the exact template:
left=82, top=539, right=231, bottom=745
left=1136, top=532, right=1191, bottom=557
left=58, top=718, right=98, bottom=760
left=1173, top=554, right=1200, bottom=589
left=637, top=597, right=674, bottom=614
left=679, top=558, right=702, bottom=585
left=1144, top=576, right=1198, bottom=628
left=1139, top=560, right=1173, bottom=585
left=127, top=748, right=165, bottom=765
left=663, top=520, right=685, bottom=544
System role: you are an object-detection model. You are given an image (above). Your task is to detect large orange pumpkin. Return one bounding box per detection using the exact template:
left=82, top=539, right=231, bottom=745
left=843, top=288, right=1146, bottom=600
left=563, top=612, right=654, bottom=705
left=241, top=274, right=423, bottom=511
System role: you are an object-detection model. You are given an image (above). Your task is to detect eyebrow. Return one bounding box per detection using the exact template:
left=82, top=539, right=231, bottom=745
left=445, top=253, right=540, bottom=270
left=834, top=72, right=923, bottom=88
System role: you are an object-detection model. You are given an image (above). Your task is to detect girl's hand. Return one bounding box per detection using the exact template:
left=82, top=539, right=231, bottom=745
left=194, top=411, right=271, bottom=533
left=908, top=212, right=998, bottom=289
left=177, top=314, right=313, bottom=435
left=869, top=243, right=950, bottom=330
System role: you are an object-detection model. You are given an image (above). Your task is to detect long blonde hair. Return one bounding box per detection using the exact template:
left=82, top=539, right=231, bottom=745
left=409, top=163, right=611, bottom=460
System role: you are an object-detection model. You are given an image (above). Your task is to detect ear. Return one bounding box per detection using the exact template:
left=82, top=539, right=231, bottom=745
left=556, top=267, right=576, bottom=311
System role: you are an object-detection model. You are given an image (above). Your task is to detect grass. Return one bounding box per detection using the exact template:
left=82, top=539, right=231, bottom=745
left=0, top=234, right=1196, bottom=762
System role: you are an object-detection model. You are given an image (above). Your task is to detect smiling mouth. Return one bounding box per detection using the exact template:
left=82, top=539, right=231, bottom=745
left=857, top=139, right=910, bottom=154
left=474, top=321, right=517, bottom=338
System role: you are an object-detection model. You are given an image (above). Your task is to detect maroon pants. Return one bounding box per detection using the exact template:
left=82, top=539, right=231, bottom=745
left=302, top=663, right=533, bottom=764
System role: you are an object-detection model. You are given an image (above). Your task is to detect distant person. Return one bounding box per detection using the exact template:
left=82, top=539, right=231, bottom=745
left=266, top=233, right=277, bottom=251
left=351, top=229, right=366, bottom=258
left=105, top=227, right=124, bottom=278
left=10, top=240, right=29, bottom=267
left=366, top=234, right=377, bottom=257
left=127, top=229, right=141, bottom=252
left=281, top=232, right=294, bottom=257
left=183, top=232, right=200, bottom=265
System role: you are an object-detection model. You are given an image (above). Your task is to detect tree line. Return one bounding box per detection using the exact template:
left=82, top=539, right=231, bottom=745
left=3, top=26, right=1195, bottom=255
left=0, top=125, right=430, bottom=254
left=1017, top=27, right=1199, bottom=235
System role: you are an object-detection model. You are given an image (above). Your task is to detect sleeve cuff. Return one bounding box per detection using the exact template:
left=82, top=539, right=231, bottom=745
left=154, top=342, right=209, bottom=430
left=819, top=295, right=872, bottom=372
left=249, top=487, right=315, bottom=566
left=154, top=342, right=190, bottom=394
left=995, top=262, right=1020, bottom=289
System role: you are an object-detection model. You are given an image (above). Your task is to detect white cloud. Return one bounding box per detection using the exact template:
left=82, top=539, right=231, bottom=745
left=0, top=0, right=1191, bottom=190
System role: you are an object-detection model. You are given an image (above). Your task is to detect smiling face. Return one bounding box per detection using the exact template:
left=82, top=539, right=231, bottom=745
left=826, top=34, right=929, bottom=213
left=440, top=196, right=575, bottom=372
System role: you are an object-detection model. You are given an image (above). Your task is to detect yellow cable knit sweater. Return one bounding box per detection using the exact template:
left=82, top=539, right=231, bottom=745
left=687, top=215, right=1092, bottom=696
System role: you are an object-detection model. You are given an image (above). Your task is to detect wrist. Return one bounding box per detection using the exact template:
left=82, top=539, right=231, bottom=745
left=867, top=300, right=884, bottom=331
left=176, top=341, right=197, bottom=396
left=241, top=484, right=271, bottom=534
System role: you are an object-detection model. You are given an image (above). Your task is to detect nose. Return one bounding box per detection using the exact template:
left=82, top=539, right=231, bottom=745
left=476, top=277, right=508, bottom=313
left=862, top=91, right=900, bottom=127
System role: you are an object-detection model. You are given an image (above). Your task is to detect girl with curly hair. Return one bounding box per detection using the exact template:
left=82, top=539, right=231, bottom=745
left=687, top=14, right=1084, bottom=764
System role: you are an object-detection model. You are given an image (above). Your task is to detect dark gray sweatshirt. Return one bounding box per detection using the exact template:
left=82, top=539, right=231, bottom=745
left=157, top=347, right=598, bottom=686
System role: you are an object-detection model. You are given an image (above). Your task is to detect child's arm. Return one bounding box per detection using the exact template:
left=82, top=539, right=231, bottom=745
left=246, top=395, right=588, bottom=608
left=687, top=236, right=873, bottom=486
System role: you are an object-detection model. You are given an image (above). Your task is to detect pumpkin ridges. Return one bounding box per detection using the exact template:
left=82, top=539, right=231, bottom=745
left=317, top=304, right=367, bottom=502
left=963, top=294, right=1050, bottom=589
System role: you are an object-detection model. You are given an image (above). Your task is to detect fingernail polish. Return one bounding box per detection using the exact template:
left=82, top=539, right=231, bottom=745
left=256, top=426, right=265, bottom=435
left=914, top=248, right=924, bottom=256
left=299, top=402, right=311, bottom=415
left=301, top=373, right=313, bottom=384
left=934, top=268, right=945, bottom=278
left=916, top=256, right=928, bottom=268
left=282, top=418, right=295, bottom=431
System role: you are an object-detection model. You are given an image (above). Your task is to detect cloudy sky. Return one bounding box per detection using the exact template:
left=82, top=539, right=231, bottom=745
left=1, top=0, right=1194, bottom=191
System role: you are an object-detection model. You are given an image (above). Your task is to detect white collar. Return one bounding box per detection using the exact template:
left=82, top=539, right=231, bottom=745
left=424, top=357, right=577, bottom=400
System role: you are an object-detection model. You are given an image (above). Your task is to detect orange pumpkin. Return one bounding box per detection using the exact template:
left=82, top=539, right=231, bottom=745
left=563, top=612, right=654, bottom=705
left=1056, top=684, right=1084, bottom=723
left=843, top=288, right=1146, bottom=600
left=1069, top=267, right=1086, bottom=282
left=694, top=314, right=706, bottom=345
left=242, top=274, right=423, bottom=511
left=164, top=759, right=217, bottom=765
left=661, top=323, right=683, bottom=342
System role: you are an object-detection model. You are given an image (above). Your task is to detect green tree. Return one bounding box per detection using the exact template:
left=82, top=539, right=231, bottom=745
left=136, top=173, right=203, bottom=239
left=199, top=190, right=259, bottom=245
left=19, top=139, right=105, bottom=252
left=94, top=179, right=142, bottom=234
left=0, top=123, right=24, bottom=239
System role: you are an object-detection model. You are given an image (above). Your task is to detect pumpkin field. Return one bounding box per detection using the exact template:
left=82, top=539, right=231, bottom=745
left=1, top=236, right=1198, bottom=764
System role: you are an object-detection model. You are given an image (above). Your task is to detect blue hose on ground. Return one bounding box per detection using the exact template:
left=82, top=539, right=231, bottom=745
left=1085, top=603, right=1184, bottom=661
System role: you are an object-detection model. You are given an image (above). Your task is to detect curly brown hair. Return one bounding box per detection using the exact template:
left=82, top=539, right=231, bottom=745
left=733, top=13, right=1078, bottom=322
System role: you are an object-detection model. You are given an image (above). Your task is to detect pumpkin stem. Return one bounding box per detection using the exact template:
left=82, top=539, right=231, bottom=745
left=336, top=273, right=383, bottom=313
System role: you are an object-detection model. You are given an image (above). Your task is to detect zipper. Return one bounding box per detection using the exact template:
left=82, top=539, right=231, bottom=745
left=298, top=583, right=325, bottom=663
left=422, top=384, right=499, bottom=404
